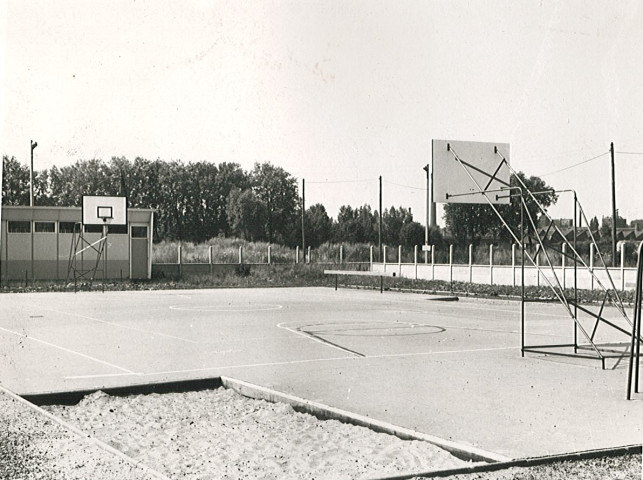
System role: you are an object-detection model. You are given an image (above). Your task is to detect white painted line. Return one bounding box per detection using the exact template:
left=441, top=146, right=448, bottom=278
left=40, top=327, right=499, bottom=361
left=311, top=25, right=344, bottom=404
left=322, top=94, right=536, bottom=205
left=369, top=345, right=520, bottom=360
left=137, top=355, right=358, bottom=376
left=169, top=303, right=283, bottom=312
left=65, top=372, right=140, bottom=380
left=131, top=346, right=522, bottom=378
left=0, top=326, right=136, bottom=374
left=277, top=322, right=363, bottom=356
left=45, top=308, right=198, bottom=344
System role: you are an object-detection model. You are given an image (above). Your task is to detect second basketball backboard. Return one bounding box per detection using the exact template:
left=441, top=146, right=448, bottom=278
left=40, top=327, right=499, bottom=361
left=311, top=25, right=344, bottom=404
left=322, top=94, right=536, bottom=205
left=432, top=139, right=511, bottom=204
left=82, top=196, right=127, bottom=226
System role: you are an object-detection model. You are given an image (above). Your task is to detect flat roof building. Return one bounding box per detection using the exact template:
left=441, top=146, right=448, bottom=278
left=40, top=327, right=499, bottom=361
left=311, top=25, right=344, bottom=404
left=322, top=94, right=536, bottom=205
left=1, top=205, right=153, bottom=283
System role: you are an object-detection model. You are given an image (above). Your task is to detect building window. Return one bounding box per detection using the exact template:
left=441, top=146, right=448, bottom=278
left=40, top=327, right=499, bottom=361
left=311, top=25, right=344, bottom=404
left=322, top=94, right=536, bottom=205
left=131, top=226, right=148, bottom=238
left=8, top=221, right=31, bottom=233
left=84, top=224, right=105, bottom=234
left=59, top=222, right=79, bottom=234
left=35, top=221, right=56, bottom=233
left=108, top=224, right=128, bottom=235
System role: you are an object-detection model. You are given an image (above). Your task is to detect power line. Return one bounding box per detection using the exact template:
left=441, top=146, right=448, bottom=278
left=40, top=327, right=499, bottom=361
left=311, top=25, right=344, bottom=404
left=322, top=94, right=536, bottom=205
left=539, top=151, right=609, bottom=177
left=306, top=178, right=378, bottom=184
left=382, top=180, right=424, bottom=191
left=615, top=151, right=643, bottom=156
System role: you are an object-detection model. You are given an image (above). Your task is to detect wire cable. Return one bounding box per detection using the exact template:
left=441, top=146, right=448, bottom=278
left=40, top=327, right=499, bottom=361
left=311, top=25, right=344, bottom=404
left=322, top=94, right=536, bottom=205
left=306, top=178, right=378, bottom=184
left=382, top=180, right=424, bottom=191
left=538, top=151, right=609, bottom=177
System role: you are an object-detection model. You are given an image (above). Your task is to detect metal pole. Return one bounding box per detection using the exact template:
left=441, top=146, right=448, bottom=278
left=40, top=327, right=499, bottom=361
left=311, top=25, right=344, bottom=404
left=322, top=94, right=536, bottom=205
left=573, top=193, right=578, bottom=352
left=423, top=164, right=429, bottom=264
left=610, top=142, right=617, bottom=267
left=379, top=176, right=382, bottom=262
left=301, top=178, right=305, bottom=256
left=30, top=140, right=37, bottom=207
left=521, top=195, right=525, bottom=357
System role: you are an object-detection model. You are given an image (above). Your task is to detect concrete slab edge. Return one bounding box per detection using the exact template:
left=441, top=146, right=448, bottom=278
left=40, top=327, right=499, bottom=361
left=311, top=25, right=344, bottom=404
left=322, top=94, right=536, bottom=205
left=366, top=444, right=642, bottom=480
left=219, top=375, right=510, bottom=464
left=0, top=383, right=171, bottom=480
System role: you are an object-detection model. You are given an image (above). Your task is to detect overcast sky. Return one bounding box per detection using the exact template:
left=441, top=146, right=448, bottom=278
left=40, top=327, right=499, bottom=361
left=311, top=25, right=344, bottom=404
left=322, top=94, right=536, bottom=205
left=2, top=0, right=642, bottom=225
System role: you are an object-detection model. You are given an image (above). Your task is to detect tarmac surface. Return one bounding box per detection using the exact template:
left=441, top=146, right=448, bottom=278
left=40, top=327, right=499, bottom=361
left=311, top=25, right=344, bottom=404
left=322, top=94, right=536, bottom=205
left=0, top=286, right=640, bottom=460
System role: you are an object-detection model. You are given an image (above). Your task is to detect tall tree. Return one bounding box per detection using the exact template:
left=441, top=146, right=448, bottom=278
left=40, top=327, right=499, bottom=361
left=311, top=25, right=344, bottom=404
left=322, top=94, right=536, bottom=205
left=250, top=163, right=299, bottom=244
left=2, top=156, right=29, bottom=205
left=305, top=203, right=333, bottom=248
left=444, top=172, right=558, bottom=246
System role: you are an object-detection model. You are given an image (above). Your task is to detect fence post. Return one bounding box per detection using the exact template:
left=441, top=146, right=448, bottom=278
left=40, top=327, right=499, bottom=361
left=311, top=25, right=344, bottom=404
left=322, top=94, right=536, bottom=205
left=449, top=244, right=453, bottom=283
left=340, top=245, right=343, bottom=264
left=398, top=245, right=402, bottom=276
left=511, top=243, right=516, bottom=287
left=621, top=242, right=625, bottom=291
left=239, top=246, right=243, bottom=264
left=209, top=245, right=213, bottom=275
left=536, top=246, right=540, bottom=287
left=431, top=244, right=435, bottom=280
left=562, top=243, right=566, bottom=289
left=383, top=246, right=387, bottom=271
left=370, top=246, right=374, bottom=268
left=468, top=244, right=473, bottom=283
left=589, top=243, right=594, bottom=290
left=414, top=245, right=418, bottom=280
left=268, top=245, right=271, bottom=265
left=307, top=246, right=311, bottom=264
left=489, top=244, right=494, bottom=285
left=296, top=246, right=299, bottom=264
left=178, top=244, right=183, bottom=278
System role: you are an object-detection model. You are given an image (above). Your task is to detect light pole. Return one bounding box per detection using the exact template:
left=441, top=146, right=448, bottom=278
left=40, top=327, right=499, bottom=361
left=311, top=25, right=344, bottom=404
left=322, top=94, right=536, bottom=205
left=30, top=140, right=38, bottom=206
left=423, top=164, right=430, bottom=264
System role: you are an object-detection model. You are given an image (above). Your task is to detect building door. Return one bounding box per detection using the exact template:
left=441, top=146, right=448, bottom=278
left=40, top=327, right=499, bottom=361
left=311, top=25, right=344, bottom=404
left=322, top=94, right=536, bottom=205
left=130, top=225, right=149, bottom=279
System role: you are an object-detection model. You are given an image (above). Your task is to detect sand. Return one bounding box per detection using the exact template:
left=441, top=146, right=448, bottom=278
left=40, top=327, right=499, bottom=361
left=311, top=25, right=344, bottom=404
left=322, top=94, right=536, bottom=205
left=44, top=388, right=472, bottom=479
left=0, top=388, right=160, bottom=480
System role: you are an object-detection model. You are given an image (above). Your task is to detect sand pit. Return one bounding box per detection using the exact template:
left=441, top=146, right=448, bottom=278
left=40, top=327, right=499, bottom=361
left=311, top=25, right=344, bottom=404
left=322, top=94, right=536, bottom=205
left=44, top=388, right=472, bottom=479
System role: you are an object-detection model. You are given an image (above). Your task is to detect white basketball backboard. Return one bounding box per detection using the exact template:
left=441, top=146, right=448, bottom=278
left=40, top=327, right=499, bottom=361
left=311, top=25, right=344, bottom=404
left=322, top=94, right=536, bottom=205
left=82, top=196, right=127, bottom=226
left=432, top=139, right=511, bottom=204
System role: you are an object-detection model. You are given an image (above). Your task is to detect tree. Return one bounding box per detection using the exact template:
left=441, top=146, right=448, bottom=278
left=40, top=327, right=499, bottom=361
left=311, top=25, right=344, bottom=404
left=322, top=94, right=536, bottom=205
left=399, top=221, right=425, bottom=248
left=2, top=156, right=29, bottom=205
left=382, top=206, right=413, bottom=245
left=589, top=216, right=599, bottom=233
left=305, top=203, right=333, bottom=248
left=226, top=187, right=266, bottom=241
left=250, top=163, right=299, bottom=244
left=334, top=204, right=378, bottom=244
left=443, top=172, right=558, bottom=246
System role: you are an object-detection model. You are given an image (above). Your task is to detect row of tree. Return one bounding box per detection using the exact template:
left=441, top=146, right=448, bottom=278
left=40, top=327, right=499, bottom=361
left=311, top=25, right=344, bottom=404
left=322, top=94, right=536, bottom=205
left=2, top=155, right=440, bottom=248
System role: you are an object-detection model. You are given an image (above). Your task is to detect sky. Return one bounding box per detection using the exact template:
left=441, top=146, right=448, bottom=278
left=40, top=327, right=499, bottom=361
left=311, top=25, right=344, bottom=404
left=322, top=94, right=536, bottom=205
left=2, top=0, right=643, bottom=226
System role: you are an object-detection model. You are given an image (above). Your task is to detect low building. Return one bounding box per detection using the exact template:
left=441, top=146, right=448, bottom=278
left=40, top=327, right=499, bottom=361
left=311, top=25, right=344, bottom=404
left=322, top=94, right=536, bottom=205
left=1, top=205, right=153, bottom=283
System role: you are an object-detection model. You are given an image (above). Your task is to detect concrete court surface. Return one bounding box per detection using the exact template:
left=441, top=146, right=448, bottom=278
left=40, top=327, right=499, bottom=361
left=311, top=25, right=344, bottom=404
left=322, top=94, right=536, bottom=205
left=0, top=286, right=640, bottom=460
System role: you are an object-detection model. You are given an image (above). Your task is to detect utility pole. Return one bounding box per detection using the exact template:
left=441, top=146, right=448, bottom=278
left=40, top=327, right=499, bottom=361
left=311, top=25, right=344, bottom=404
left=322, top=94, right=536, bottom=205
left=379, top=176, right=382, bottom=262
left=30, top=140, right=38, bottom=206
left=610, top=142, right=617, bottom=267
left=301, top=178, right=305, bottom=260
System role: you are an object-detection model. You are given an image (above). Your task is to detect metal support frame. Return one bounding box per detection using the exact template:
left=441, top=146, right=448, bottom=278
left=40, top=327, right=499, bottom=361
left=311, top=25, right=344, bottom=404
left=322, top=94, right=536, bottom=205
left=626, top=241, right=642, bottom=399
left=444, top=144, right=638, bottom=371
left=67, top=223, right=108, bottom=292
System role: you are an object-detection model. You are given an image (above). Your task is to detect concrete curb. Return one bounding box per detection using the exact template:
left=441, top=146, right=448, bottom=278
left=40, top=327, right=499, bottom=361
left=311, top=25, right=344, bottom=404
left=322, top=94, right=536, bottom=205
left=220, top=376, right=510, bottom=464
left=0, top=384, right=171, bottom=480
left=366, top=444, right=642, bottom=479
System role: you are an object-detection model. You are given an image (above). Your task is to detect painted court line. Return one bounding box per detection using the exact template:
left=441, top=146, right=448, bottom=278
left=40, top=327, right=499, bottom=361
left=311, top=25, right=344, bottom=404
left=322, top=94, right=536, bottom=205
left=78, top=346, right=521, bottom=380
left=0, top=326, right=136, bottom=375
left=277, top=322, right=365, bottom=357
left=45, top=308, right=199, bottom=344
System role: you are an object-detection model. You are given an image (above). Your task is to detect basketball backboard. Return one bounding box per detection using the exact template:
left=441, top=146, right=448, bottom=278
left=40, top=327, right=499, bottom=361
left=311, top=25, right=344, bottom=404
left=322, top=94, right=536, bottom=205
left=432, top=139, right=511, bottom=204
left=82, top=196, right=127, bottom=226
